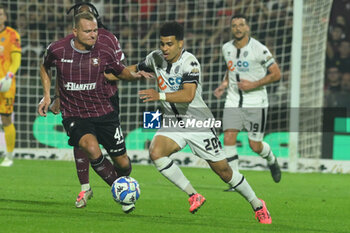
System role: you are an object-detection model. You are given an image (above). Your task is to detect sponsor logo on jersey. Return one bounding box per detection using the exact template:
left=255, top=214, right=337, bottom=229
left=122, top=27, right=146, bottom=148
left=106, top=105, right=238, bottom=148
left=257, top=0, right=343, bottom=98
left=64, top=82, right=96, bottom=91
left=143, top=110, right=162, bottom=129
left=61, top=58, right=73, bottom=63
left=168, top=76, right=182, bottom=90
left=157, top=75, right=167, bottom=90
left=227, top=60, right=250, bottom=72
left=235, top=60, right=250, bottom=72
left=157, top=75, right=181, bottom=91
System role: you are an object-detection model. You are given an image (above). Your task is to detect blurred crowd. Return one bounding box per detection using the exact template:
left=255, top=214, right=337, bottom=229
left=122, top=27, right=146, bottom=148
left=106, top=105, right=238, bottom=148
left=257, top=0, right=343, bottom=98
left=1, top=0, right=349, bottom=147
left=324, top=0, right=350, bottom=109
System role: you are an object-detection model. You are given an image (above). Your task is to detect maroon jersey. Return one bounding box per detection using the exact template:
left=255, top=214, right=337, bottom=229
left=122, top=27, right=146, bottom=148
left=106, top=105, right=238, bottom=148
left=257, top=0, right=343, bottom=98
left=43, top=36, right=125, bottom=119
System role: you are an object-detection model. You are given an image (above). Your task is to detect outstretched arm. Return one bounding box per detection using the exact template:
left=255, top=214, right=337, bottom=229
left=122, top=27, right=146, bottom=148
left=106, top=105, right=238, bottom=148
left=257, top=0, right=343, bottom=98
left=104, top=65, right=153, bottom=81
left=139, top=83, right=197, bottom=103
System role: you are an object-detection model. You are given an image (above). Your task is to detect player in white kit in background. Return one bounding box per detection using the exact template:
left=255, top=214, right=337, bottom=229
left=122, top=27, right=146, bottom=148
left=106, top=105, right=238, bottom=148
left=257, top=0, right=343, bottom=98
left=214, top=15, right=282, bottom=191
left=111, top=21, right=273, bottom=224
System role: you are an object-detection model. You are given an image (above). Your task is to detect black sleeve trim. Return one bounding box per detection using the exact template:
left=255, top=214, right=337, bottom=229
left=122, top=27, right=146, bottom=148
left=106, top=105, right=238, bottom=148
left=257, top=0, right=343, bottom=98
left=183, top=72, right=199, bottom=83
left=137, top=59, right=154, bottom=72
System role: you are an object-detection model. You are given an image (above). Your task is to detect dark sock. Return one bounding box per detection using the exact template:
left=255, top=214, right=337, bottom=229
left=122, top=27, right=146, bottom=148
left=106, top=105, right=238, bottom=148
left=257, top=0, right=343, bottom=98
left=90, top=154, right=117, bottom=186
left=74, top=147, right=90, bottom=185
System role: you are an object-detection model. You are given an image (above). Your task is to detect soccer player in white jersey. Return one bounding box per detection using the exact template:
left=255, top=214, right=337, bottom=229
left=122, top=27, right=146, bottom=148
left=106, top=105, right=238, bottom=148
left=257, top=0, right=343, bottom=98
left=214, top=15, right=282, bottom=190
left=110, top=21, right=272, bottom=223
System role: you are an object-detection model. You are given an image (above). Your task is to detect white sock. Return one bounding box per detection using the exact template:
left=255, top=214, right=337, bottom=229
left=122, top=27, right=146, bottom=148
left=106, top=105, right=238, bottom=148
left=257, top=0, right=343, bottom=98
left=224, top=145, right=239, bottom=171
left=260, top=142, right=275, bottom=166
left=81, top=183, right=90, bottom=191
left=5, top=152, right=13, bottom=160
left=228, top=171, right=262, bottom=210
left=153, top=157, right=196, bottom=195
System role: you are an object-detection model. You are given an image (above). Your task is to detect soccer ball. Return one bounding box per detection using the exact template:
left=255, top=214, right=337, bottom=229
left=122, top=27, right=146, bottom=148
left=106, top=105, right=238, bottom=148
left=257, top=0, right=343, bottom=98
left=111, top=176, right=140, bottom=205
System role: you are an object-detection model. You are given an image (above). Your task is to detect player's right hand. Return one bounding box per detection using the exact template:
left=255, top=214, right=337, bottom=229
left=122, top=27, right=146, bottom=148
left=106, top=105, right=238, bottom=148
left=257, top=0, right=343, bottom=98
left=37, top=96, right=51, bottom=117
left=136, top=70, right=154, bottom=79
left=214, top=86, right=225, bottom=99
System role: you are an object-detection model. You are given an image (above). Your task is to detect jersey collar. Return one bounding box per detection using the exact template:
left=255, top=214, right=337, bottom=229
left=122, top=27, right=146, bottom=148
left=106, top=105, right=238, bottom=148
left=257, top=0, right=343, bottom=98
left=232, top=37, right=251, bottom=49
left=70, top=38, right=94, bottom=53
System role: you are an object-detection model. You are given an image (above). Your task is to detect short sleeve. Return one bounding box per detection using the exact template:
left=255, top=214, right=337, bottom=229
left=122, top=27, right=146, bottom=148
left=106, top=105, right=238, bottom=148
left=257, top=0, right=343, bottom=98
left=42, top=43, right=55, bottom=68
left=113, top=36, right=125, bottom=62
left=256, top=44, right=275, bottom=69
left=182, top=57, right=200, bottom=85
left=137, top=52, right=155, bottom=72
left=107, top=51, right=126, bottom=75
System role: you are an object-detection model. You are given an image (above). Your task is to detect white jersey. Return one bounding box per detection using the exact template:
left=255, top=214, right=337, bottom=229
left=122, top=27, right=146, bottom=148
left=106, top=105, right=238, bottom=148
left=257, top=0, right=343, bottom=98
left=222, top=37, right=275, bottom=108
left=138, top=50, right=214, bottom=121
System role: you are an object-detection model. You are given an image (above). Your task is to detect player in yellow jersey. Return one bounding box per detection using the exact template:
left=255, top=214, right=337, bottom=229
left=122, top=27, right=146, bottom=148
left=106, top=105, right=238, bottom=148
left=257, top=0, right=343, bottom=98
left=0, top=5, right=21, bottom=167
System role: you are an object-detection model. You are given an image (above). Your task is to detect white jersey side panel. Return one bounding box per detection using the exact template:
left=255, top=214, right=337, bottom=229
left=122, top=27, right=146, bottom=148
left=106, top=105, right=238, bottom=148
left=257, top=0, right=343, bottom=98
left=222, top=37, right=275, bottom=108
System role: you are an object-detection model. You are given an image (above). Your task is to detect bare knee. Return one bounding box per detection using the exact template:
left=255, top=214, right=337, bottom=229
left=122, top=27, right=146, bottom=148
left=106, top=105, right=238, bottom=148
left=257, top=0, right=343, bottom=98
left=149, top=147, right=163, bottom=161
left=149, top=136, right=180, bottom=161
left=112, top=154, right=130, bottom=169
left=224, top=130, right=238, bottom=145
left=79, top=135, right=101, bottom=159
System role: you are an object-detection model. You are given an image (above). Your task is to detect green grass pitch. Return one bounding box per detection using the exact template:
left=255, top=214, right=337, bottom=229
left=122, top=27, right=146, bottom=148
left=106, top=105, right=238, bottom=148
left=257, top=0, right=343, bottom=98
left=0, top=159, right=349, bottom=233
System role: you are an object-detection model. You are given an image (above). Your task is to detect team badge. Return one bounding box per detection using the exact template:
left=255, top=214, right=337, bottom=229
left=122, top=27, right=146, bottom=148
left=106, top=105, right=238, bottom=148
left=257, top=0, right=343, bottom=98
left=243, top=51, right=248, bottom=57
left=91, top=58, right=100, bottom=66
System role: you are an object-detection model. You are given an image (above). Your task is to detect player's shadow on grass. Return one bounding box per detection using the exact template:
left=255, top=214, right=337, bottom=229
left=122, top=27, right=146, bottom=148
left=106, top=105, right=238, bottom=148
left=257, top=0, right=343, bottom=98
left=0, top=198, right=64, bottom=206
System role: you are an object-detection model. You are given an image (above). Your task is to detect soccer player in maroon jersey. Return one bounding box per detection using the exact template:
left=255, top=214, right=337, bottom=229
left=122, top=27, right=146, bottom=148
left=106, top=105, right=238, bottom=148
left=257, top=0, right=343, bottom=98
left=49, top=2, right=131, bottom=211
left=38, top=11, right=151, bottom=213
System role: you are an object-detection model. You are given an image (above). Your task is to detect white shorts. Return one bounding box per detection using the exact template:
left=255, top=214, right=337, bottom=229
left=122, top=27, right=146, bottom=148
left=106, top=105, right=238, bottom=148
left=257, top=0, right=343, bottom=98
left=223, top=107, right=268, bottom=141
left=155, top=128, right=226, bottom=162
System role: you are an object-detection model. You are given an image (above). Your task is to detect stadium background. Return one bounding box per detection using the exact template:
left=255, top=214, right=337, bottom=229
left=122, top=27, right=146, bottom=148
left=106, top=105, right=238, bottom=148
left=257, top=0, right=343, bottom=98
left=0, top=0, right=349, bottom=172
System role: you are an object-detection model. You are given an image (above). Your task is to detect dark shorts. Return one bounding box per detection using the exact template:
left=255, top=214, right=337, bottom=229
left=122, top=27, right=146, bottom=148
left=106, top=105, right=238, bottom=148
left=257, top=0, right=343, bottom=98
left=62, top=111, right=126, bottom=157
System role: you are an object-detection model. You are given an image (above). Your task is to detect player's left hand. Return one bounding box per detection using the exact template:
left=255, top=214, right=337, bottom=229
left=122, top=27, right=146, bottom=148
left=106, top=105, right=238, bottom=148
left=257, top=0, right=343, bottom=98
left=38, top=96, right=51, bottom=117
left=237, top=79, right=258, bottom=91
left=135, top=71, right=154, bottom=79
left=139, top=89, right=159, bottom=102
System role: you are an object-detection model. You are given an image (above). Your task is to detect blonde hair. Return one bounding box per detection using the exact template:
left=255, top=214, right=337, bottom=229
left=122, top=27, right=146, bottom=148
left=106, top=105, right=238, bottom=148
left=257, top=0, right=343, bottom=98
left=73, top=11, right=96, bottom=29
